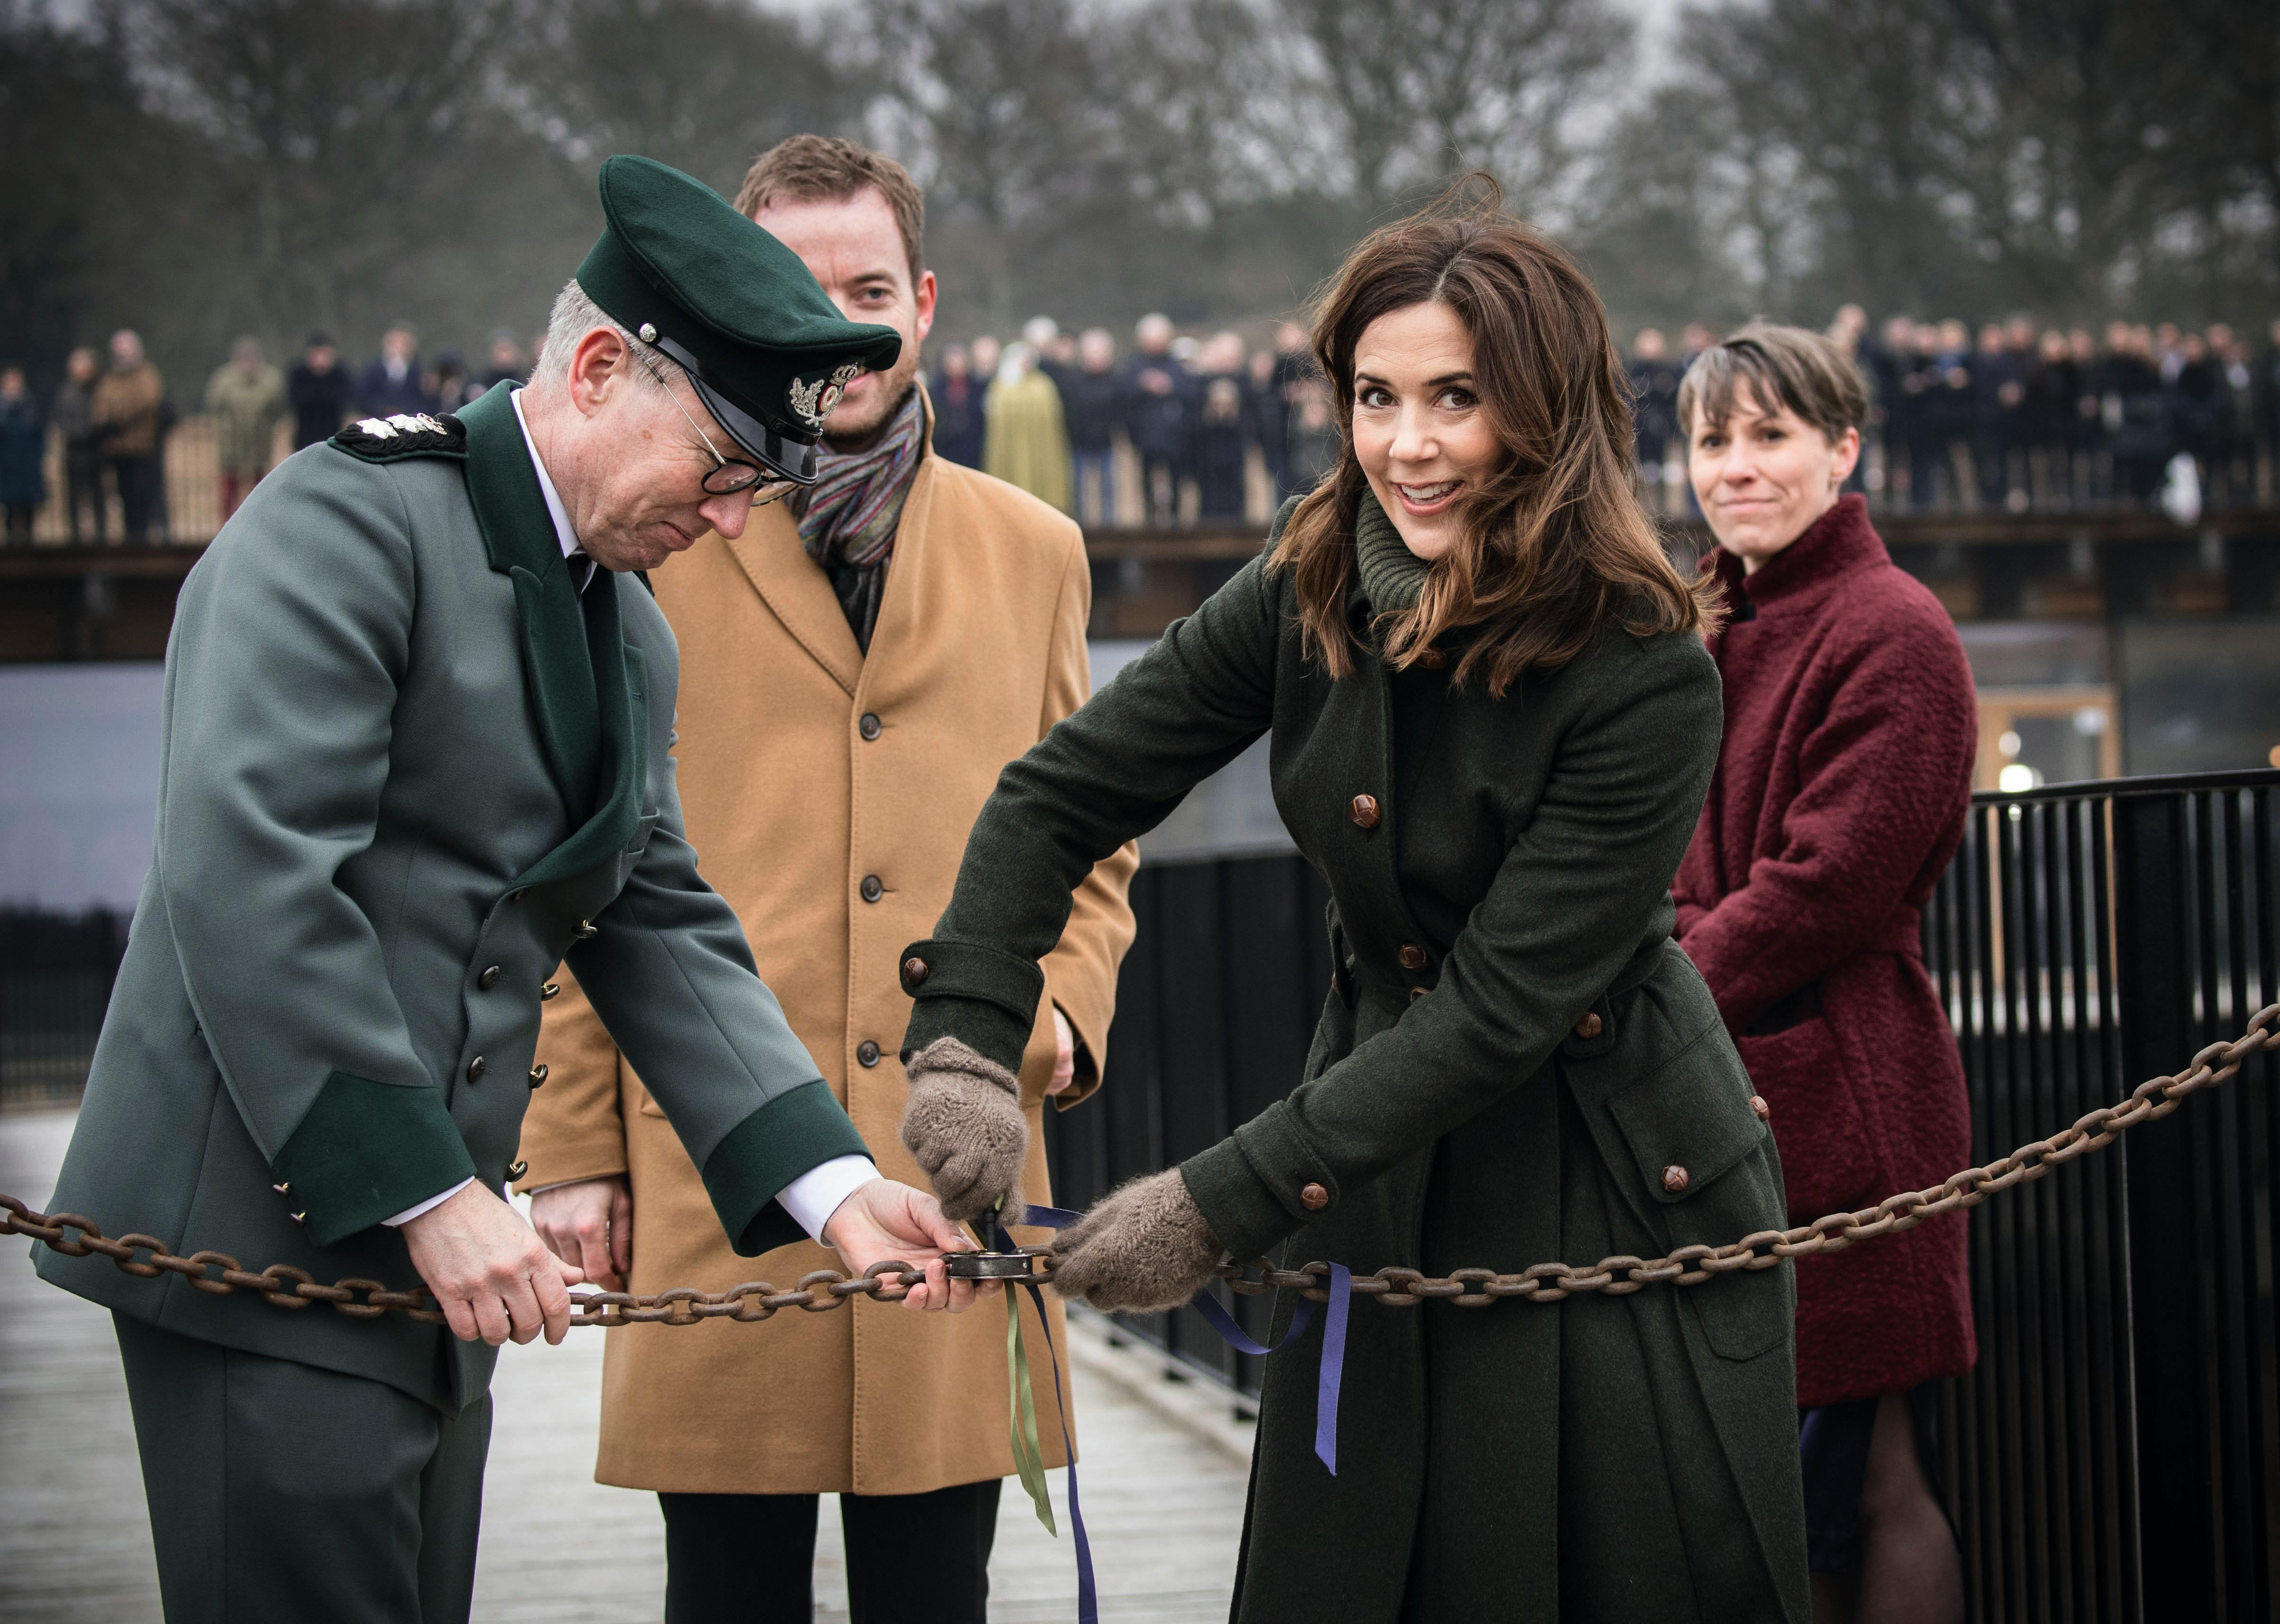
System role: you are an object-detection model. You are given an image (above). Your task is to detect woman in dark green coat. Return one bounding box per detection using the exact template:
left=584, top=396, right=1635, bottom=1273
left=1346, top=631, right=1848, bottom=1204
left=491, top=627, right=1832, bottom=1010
left=896, top=188, right=1809, bottom=1622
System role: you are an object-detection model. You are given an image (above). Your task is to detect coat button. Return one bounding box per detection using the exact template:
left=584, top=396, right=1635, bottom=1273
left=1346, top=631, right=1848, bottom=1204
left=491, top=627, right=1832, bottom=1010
left=477, top=965, right=501, bottom=991
left=506, top=1160, right=528, bottom=1183
left=1662, top=1165, right=1690, bottom=1194
left=573, top=919, right=598, bottom=941
left=528, top=1064, right=549, bottom=1090
left=290, top=1210, right=306, bottom=1225
left=860, top=712, right=882, bottom=741
left=1415, top=646, right=1446, bottom=669
left=467, top=1055, right=486, bottom=1083
left=1409, top=987, right=1427, bottom=1002
left=902, top=956, right=930, bottom=987
left=1349, top=794, right=1381, bottom=829
left=1750, top=1094, right=1771, bottom=1122
left=1574, top=1011, right=1604, bottom=1039
left=541, top=982, right=561, bottom=1001
left=272, top=1182, right=291, bottom=1195
left=860, top=874, right=884, bottom=903
left=1299, top=1182, right=1329, bottom=1211
left=857, top=1040, right=881, bottom=1068
left=1398, top=943, right=1428, bottom=971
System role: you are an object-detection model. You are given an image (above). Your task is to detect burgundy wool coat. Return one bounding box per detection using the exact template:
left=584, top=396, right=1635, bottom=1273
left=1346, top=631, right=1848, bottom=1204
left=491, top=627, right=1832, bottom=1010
left=1674, top=494, right=1979, bottom=1407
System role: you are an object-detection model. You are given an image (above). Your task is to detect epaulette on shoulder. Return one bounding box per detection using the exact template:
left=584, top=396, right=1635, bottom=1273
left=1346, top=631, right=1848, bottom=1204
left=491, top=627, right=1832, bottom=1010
left=330, top=412, right=467, bottom=463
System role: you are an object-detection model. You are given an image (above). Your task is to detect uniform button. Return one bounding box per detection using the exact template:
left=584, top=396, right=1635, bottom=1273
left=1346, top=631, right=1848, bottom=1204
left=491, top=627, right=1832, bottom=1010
left=859, top=713, right=882, bottom=741
left=857, top=1040, right=882, bottom=1068
left=860, top=874, right=884, bottom=903
left=1662, top=1165, right=1690, bottom=1194
left=1299, top=1182, right=1329, bottom=1211
left=272, top=1181, right=291, bottom=1195
left=541, top=982, right=561, bottom=1001
left=477, top=965, right=502, bottom=991
left=467, top=1055, right=487, bottom=1083
left=1349, top=793, right=1381, bottom=829
left=290, top=1210, right=306, bottom=1225
left=506, top=1160, right=529, bottom=1183
left=528, top=1064, right=549, bottom=1090
left=1750, top=1094, right=1771, bottom=1122
left=1398, top=943, right=1428, bottom=971
left=902, top=956, right=930, bottom=987
left=1574, top=1011, right=1604, bottom=1039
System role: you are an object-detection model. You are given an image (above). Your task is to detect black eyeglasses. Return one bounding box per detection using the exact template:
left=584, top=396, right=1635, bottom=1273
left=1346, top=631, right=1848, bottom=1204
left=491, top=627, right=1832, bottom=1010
left=628, top=337, right=799, bottom=505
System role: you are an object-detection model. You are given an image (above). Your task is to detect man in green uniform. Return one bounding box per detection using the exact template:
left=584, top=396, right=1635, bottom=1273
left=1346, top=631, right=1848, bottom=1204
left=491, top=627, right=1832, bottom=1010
left=36, top=156, right=982, bottom=1624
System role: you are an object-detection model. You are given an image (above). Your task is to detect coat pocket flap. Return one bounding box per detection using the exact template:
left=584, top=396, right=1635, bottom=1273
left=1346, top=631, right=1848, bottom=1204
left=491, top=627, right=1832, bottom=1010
left=1605, top=1028, right=1770, bottom=1204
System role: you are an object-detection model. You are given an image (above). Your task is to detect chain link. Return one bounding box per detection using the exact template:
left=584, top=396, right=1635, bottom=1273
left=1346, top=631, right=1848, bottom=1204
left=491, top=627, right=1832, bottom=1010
left=9, top=1002, right=2273, bottom=1325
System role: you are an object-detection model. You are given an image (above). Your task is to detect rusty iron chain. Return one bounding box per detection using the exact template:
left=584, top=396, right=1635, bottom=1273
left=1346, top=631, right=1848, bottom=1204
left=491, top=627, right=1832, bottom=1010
left=8, top=1002, right=2273, bottom=1324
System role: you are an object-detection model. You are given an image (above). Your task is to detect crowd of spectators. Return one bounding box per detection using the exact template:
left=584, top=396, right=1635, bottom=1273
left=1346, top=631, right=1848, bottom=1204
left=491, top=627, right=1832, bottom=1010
left=927, top=314, right=1337, bottom=526
left=9, top=303, right=2280, bottom=546
left=1629, top=308, right=2280, bottom=517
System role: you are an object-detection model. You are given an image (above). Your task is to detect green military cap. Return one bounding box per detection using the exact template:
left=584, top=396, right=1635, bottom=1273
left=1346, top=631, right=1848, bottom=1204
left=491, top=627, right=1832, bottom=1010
left=574, top=155, right=901, bottom=485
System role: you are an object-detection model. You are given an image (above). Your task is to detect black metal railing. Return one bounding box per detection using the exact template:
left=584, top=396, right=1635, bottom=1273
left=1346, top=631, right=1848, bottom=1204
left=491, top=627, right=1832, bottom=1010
left=0, top=908, right=129, bottom=1112
left=1046, top=767, right=2280, bottom=1620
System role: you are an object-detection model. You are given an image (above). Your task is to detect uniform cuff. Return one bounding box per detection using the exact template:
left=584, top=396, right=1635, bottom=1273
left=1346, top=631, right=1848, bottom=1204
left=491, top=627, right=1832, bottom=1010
left=382, top=1177, right=476, bottom=1227
left=698, top=1079, right=873, bottom=1257
left=272, top=1071, right=481, bottom=1248
left=898, top=938, right=1044, bottom=1076
left=778, top=1155, right=879, bottom=1244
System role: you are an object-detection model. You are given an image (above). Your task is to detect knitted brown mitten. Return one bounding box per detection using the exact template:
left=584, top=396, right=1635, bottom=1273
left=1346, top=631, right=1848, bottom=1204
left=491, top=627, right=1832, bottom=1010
left=898, top=1036, right=1028, bottom=1222
left=1047, top=1167, right=1223, bottom=1313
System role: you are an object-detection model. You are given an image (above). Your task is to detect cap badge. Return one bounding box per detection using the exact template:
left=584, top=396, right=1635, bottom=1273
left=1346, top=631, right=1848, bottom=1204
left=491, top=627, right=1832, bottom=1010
left=788, top=361, right=864, bottom=430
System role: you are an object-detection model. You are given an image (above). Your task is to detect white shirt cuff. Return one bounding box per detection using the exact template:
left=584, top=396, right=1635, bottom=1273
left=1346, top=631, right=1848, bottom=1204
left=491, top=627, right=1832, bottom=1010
left=382, top=1176, right=476, bottom=1228
left=777, top=1155, right=879, bottom=1245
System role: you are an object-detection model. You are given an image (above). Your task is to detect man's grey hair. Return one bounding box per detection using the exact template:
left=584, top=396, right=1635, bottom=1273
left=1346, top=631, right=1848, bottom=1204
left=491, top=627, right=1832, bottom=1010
left=529, top=280, right=665, bottom=398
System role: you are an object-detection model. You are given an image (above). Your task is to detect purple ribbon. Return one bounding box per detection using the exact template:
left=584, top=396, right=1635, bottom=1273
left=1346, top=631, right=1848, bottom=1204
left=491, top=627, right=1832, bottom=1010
left=998, top=1205, right=1097, bottom=1624
left=1011, top=1204, right=1350, bottom=1475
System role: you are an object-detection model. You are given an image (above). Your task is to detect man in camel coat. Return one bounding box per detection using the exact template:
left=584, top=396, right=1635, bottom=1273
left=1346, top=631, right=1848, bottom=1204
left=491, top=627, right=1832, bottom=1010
left=516, top=137, right=1136, bottom=1624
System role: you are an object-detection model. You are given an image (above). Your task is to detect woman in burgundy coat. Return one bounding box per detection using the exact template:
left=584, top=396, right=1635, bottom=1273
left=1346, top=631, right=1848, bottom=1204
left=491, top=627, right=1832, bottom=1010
left=1672, top=323, right=1977, bottom=1624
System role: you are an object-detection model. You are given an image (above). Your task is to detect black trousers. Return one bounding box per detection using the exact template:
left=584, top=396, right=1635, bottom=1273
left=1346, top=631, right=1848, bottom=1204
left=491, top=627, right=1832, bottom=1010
left=660, top=1479, right=1002, bottom=1624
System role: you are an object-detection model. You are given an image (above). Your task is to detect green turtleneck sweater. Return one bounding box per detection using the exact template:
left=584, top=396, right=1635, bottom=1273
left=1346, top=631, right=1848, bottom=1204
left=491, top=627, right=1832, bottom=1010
left=1351, top=489, right=1456, bottom=850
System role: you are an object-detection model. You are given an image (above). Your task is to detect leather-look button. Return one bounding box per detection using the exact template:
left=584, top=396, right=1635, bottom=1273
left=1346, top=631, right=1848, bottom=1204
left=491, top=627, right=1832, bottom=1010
left=859, top=712, right=882, bottom=741
left=1750, top=1094, right=1771, bottom=1122
left=1398, top=943, right=1428, bottom=971
left=1299, top=1182, right=1329, bottom=1211
left=1416, top=646, right=1446, bottom=669
left=902, top=956, right=930, bottom=986
left=506, top=1160, right=529, bottom=1183
left=1349, top=793, right=1381, bottom=829
left=1574, top=1011, right=1604, bottom=1039
left=528, top=1064, right=549, bottom=1090
left=860, top=875, right=884, bottom=903
left=1662, top=1165, right=1690, bottom=1194
left=477, top=965, right=501, bottom=991
left=1409, top=987, right=1427, bottom=1002
left=573, top=919, right=598, bottom=941
left=467, top=1055, right=486, bottom=1083
left=857, top=1040, right=882, bottom=1068
left=540, top=982, right=561, bottom=1001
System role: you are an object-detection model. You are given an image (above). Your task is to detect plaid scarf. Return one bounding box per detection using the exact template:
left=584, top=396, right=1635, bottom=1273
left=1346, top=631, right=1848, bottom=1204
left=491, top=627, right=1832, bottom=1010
left=796, top=387, right=925, bottom=653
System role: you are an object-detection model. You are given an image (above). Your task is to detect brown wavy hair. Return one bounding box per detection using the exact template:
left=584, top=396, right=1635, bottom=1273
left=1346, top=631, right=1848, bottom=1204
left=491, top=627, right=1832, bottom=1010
left=1270, top=177, right=1720, bottom=694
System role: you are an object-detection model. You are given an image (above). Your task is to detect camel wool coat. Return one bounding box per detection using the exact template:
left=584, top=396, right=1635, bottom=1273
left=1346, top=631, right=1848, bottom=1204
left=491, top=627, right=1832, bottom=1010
left=516, top=401, right=1137, bottom=1496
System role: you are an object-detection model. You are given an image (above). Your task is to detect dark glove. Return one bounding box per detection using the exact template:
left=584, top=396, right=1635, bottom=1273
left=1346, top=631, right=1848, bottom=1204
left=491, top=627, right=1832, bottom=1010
left=1047, top=1167, right=1223, bottom=1313
left=898, top=1037, right=1027, bottom=1222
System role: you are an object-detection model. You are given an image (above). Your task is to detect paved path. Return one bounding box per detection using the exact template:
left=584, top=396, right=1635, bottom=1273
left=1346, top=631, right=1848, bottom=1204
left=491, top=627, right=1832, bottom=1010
left=1, top=1109, right=1247, bottom=1622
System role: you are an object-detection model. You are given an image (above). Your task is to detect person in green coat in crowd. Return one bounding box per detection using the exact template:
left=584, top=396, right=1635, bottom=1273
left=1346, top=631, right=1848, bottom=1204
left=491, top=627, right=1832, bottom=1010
left=895, top=181, right=1810, bottom=1622
left=36, top=156, right=989, bottom=1624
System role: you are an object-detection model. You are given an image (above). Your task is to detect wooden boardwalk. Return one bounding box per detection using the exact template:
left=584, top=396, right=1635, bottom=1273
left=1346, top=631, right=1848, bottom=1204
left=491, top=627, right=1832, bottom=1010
left=0, top=1109, right=1248, bottom=1623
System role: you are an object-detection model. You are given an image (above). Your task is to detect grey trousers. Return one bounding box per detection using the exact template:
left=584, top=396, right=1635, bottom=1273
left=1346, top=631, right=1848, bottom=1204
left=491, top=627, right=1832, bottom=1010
left=114, top=1313, right=493, bottom=1624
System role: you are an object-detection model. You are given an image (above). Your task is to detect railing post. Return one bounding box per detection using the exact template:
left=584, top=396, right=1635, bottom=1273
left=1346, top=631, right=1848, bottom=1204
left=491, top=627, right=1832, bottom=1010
left=2112, top=790, right=2208, bottom=1621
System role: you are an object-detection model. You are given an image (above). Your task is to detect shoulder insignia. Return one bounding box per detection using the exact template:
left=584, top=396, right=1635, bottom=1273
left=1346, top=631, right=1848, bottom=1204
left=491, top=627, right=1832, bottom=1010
left=330, top=411, right=467, bottom=463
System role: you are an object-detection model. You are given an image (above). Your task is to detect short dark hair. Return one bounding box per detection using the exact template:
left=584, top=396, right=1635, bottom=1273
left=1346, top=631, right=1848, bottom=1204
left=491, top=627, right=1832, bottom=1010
left=735, top=136, right=925, bottom=289
left=1676, top=321, right=1868, bottom=444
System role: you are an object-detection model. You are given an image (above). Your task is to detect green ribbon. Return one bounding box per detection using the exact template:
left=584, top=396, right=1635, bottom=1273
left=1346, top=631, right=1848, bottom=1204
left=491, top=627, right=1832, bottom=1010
left=1006, top=1279, right=1057, bottom=1535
